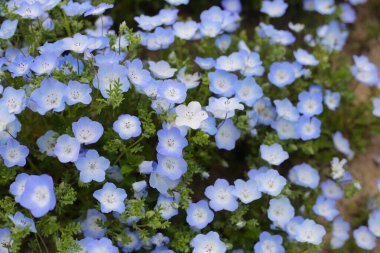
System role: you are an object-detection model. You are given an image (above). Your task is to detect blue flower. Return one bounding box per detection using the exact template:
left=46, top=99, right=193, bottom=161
left=288, top=163, right=320, bottom=188
left=126, top=59, right=152, bottom=89
left=30, top=78, right=67, bottom=115
left=268, top=62, right=295, bottom=88
left=0, top=107, right=15, bottom=132
left=149, top=172, right=180, bottom=196
left=314, top=0, right=336, bottom=15
left=8, top=211, right=37, bottom=233
left=75, top=150, right=110, bottom=183
left=14, top=2, right=43, bottom=19
left=268, top=197, right=295, bottom=227
left=0, top=228, right=12, bottom=252
left=0, top=119, right=21, bottom=146
left=54, top=134, right=81, bottom=163
left=81, top=209, right=107, bottom=239
left=84, top=3, right=114, bottom=16
left=155, top=193, right=179, bottom=220
left=353, top=226, right=376, bottom=250
left=351, top=55, right=379, bottom=86
left=149, top=61, right=177, bottom=79
left=200, top=115, right=218, bottom=135
left=215, top=52, right=245, bottom=72
left=321, top=179, right=344, bottom=200
left=215, top=34, right=232, bottom=52
left=294, top=219, right=326, bottom=245
left=254, top=232, right=284, bottom=253
left=119, top=229, right=142, bottom=252
left=200, top=20, right=223, bottom=38
left=66, top=81, right=92, bottom=105
left=18, top=174, right=56, bottom=218
left=62, top=33, right=91, bottom=53
left=206, top=97, right=244, bottom=119
left=93, top=182, right=127, bottom=213
left=177, top=67, right=201, bottom=89
left=62, top=1, right=92, bottom=16
left=295, top=116, right=321, bottom=141
left=86, top=237, right=119, bottom=253
left=234, top=77, right=263, bottom=106
left=274, top=98, right=300, bottom=121
left=261, top=0, right=288, bottom=17
left=285, top=216, right=304, bottom=239
left=260, top=143, right=289, bottom=166
left=195, top=57, right=215, bottom=70
left=208, top=70, right=237, bottom=97
left=205, top=178, right=238, bottom=211
left=0, top=139, right=29, bottom=167
left=113, top=114, right=142, bottom=140
left=9, top=173, right=30, bottom=203
left=332, top=131, right=354, bottom=159
left=324, top=90, right=340, bottom=110
left=255, top=169, right=286, bottom=196
left=0, top=87, right=26, bottom=115
left=0, top=19, right=18, bottom=40
left=297, top=91, right=323, bottom=116
left=7, top=54, right=33, bottom=77
left=72, top=117, right=103, bottom=145
left=272, top=118, right=299, bottom=140
left=158, top=8, right=178, bottom=26
left=166, top=0, right=190, bottom=6
left=332, top=217, right=350, bottom=241
left=294, top=49, right=319, bottom=66
left=156, top=127, right=188, bottom=157
left=158, top=80, right=187, bottom=104
left=222, top=0, right=242, bottom=13
left=93, top=64, right=130, bottom=98
left=239, top=50, right=265, bottom=77
left=339, top=3, right=356, bottom=23
left=173, top=21, right=199, bottom=40
left=232, top=179, right=262, bottom=204
left=190, top=231, right=227, bottom=253
left=186, top=200, right=214, bottom=229
left=36, top=130, right=57, bottom=156
left=31, top=53, right=58, bottom=75
left=312, top=196, right=339, bottom=221
left=215, top=119, right=240, bottom=150
left=156, top=154, right=187, bottom=180
left=368, top=209, right=380, bottom=237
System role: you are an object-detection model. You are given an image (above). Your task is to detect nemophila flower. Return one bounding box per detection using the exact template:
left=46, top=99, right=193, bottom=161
left=321, top=179, right=344, bottom=200
left=31, top=53, right=58, bottom=75
left=208, top=70, right=237, bottom=97
left=177, top=67, right=200, bottom=89
left=66, top=81, right=92, bottom=105
left=125, top=59, right=151, bottom=89
left=288, top=163, right=320, bottom=188
left=139, top=161, right=154, bottom=174
left=215, top=119, right=240, bottom=150
left=9, top=173, right=29, bottom=203
left=297, top=91, right=323, bottom=117
left=254, top=232, right=284, bottom=253
left=18, top=174, right=56, bottom=218
left=14, top=2, right=43, bottom=19
left=333, top=131, right=354, bottom=159
left=0, top=19, right=18, bottom=40
left=149, top=172, right=180, bottom=196
left=316, top=21, right=348, bottom=52
left=289, top=22, right=305, bottom=32
left=132, top=180, right=148, bottom=199
left=256, top=169, right=286, bottom=196
left=156, top=127, right=188, bottom=157
left=156, top=154, right=187, bottom=180
left=0, top=107, right=16, bottom=132
left=166, top=0, right=189, bottom=5
left=0, top=228, right=12, bottom=252
left=340, top=3, right=356, bottom=23
left=234, top=77, right=263, bottom=106
left=158, top=80, right=187, bottom=104
left=173, top=21, right=199, bottom=40
left=260, top=143, right=289, bottom=166
left=353, top=226, right=376, bottom=250
left=151, top=98, right=173, bottom=115
left=295, top=116, right=321, bottom=141
left=239, top=50, right=265, bottom=77
left=149, top=61, right=177, bottom=79
left=215, top=35, right=232, bottom=52
left=54, top=134, right=81, bottom=163
left=112, top=114, right=142, bottom=140
left=331, top=157, right=347, bottom=180
left=8, top=211, right=36, bottom=233
left=84, top=3, right=113, bottom=16
left=72, top=117, right=103, bottom=145
left=134, top=14, right=162, bottom=31
left=190, top=231, right=227, bottom=253
left=86, top=237, right=119, bottom=253
left=200, top=115, right=218, bottom=135
left=151, top=233, right=170, bottom=248
left=93, top=64, right=130, bottom=99
left=0, top=119, right=21, bottom=145
left=62, top=33, right=91, bottom=53
left=261, top=0, right=288, bottom=17
left=155, top=194, right=179, bottom=220
left=274, top=98, right=300, bottom=122
left=158, top=8, right=178, bottom=26
left=332, top=217, right=350, bottom=241
left=268, top=62, right=295, bottom=88
left=106, top=166, right=124, bottom=183
left=61, top=1, right=91, bottom=16
left=205, top=179, right=238, bottom=212
left=93, top=182, right=127, bottom=213
left=368, top=209, right=380, bottom=237
left=0, top=87, right=26, bottom=115
left=206, top=97, right=244, bottom=119
left=42, top=18, right=54, bottom=31
left=268, top=197, right=295, bottom=228
left=285, top=216, right=304, bottom=239
left=36, top=130, right=57, bottom=156
left=7, top=54, right=33, bottom=77
left=272, top=118, right=299, bottom=140
left=30, top=78, right=67, bottom=115
left=118, top=229, right=142, bottom=252
left=294, top=49, right=319, bottom=66
left=75, top=150, right=110, bottom=183
left=175, top=102, right=208, bottom=129
left=295, top=219, right=326, bottom=245
left=81, top=209, right=107, bottom=239
left=232, top=179, right=262, bottom=204
left=222, top=0, right=242, bottom=13
left=0, top=139, right=29, bottom=168
left=215, top=52, right=245, bottom=72
left=199, top=20, right=222, bottom=38
left=312, top=196, right=339, bottom=221
left=186, top=200, right=214, bottom=230
left=58, top=54, right=84, bottom=75
left=195, top=57, right=216, bottom=70
left=314, top=0, right=336, bottom=15
left=351, top=55, right=379, bottom=86
left=324, top=90, right=340, bottom=110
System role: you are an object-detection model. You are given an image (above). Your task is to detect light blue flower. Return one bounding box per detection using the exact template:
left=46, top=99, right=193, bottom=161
left=351, top=55, right=379, bottom=86
left=0, top=139, right=29, bottom=167
left=190, top=231, right=227, bottom=253
left=86, top=237, right=119, bottom=253
left=84, top=3, right=114, bottom=17
left=215, top=119, right=240, bottom=150
left=0, top=228, right=12, bottom=252
left=324, top=90, right=340, bottom=110
left=268, top=197, right=295, bottom=227
left=295, top=116, right=321, bottom=141
left=353, top=226, right=376, bottom=250
left=75, top=150, right=110, bottom=183
left=332, top=131, right=354, bottom=159
left=14, top=2, right=43, bottom=19
left=288, top=163, right=320, bottom=188
left=206, top=97, right=244, bottom=119
left=205, top=178, right=238, bottom=212
left=7, top=54, right=33, bottom=77
left=232, top=179, right=262, bottom=204
left=173, top=21, right=199, bottom=40
left=215, top=52, right=245, bottom=72
left=156, top=127, right=188, bottom=157
left=368, top=209, right=380, bottom=237
left=158, top=79, right=187, bottom=104
left=31, top=53, right=58, bottom=75
left=268, top=62, right=295, bottom=88
left=9, top=173, right=30, bottom=203
left=126, top=59, right=152, bottom=89
left=0, top=87, right=26, bottom=115
left=93, top=182, right=127, bottom=213
left=274, top=98, right=300, bottom=122
left=8, top=211, right=37, bottom=233
left=195, top=57, right=215, bottom=70
left=149, top=172, right=180, bottom=196
left=215, top=34, right=232, bottom=52
left=208, top=70, right=237, bottom=97
left=93, top=64, right=130, bottom=99
left=260, top=143, right=289, bottom=166
left=295, top=219, right=326, bottom=244
left=314, top=0, right=336, bottom=15
left=18, top=174, right=56, bottom=218
left=294, top=49, right=319, bottom=66
left=149, top=60, right=177, bottom=79
left=297, top=91, right=323, bottom=116
left=321, top=179, right=344, bottom=200
left=234, top=77, right=263, bottom=106
left=156, top=154, right=187, bottom=180
left=254, top=232, right=284, bottom=253
left=332, top=217, right=350, bottom=241
left=339, top=3, right=356, bottom=23
left=255, top=169, right=286, bottom=196
left=36, top=130, right=57, bottom=157
left=113, top=114, right=142, bottom=140
left=155, top=194, right=179, bottom=220
left=312, top=195, right=339, bottom=221
left=66, top=81, right=92, bottom=105
left=261, top=0, right=288, bottom=17
left=186, top=200, right=214, bottom=229
left=72, top=117, right=103, bottom=145
left=81, top=209, right=107, bottom=239
left=272, top=118, right=299, bottom=140
left=54, top=134, right=81, bottom=163
left=61, top=1, right=92, bottom=17
left=0, top=19, right=18, bottom=40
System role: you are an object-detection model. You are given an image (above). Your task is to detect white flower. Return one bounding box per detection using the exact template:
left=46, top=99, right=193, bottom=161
left=175, top=101, right=208, bottom=129
left=331, top=157, right=347, bottom=180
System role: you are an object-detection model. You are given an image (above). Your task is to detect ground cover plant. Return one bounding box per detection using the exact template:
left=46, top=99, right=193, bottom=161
left=0, top=0, right=380, bottom=252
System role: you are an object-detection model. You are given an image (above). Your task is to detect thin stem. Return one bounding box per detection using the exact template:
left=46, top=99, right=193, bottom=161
left=34, top=234, right=43, bottom=253
left=114, top=136, right=145, bottom=164
left=37, top=233, right=49, bottom=253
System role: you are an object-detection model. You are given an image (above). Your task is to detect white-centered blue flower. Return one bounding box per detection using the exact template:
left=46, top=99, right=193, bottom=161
left=93, top=182, right=127, bottom=213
